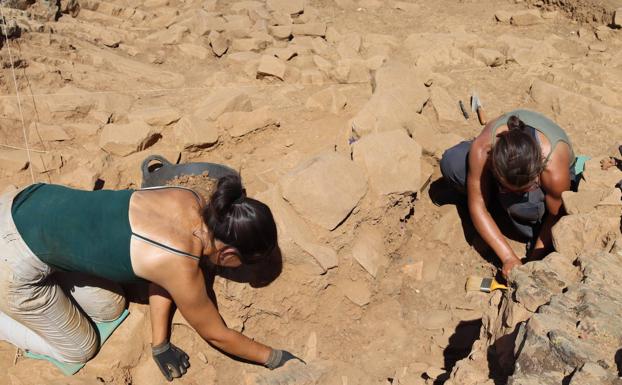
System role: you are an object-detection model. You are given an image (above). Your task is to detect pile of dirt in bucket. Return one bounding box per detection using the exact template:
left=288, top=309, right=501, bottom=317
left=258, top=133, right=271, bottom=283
left=165, top=172, right=218, bottom=202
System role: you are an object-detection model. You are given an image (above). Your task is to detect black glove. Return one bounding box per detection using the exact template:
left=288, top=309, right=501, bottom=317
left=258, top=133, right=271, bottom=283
left=152, top=341, right=190, bottom=381
left=264, top=349, right=305, bottom=370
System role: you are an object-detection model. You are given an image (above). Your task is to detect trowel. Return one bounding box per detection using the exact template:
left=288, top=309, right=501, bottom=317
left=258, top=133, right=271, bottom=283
left=471, top=92, right=487, bottom=126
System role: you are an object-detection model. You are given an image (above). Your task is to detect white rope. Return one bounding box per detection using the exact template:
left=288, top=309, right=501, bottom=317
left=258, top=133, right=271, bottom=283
left=0, top=144, right=46, bottom=153
left=0, top=6, right=35, bottom=183
left=0, top=80, right=370, bottom=100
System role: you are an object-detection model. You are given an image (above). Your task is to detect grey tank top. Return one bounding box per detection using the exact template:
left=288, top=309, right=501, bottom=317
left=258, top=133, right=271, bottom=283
left=490, top=109, right=575, bottom=163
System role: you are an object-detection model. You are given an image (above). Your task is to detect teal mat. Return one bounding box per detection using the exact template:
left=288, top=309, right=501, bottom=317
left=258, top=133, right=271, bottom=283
left=574, top=155, right=590, bottom=175
left=24, top=309, right=129, bottom=376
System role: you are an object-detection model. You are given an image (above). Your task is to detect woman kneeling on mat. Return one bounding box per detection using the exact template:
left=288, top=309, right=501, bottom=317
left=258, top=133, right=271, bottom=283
left=440, top=109, right=579, bottom=279
left=0, top=174, right=298, bottom=380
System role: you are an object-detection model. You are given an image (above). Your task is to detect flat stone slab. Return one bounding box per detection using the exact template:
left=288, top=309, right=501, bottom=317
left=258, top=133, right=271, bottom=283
left=280, top=152, right=367, bottom=230
left=352, top=129, right=423, bottom=195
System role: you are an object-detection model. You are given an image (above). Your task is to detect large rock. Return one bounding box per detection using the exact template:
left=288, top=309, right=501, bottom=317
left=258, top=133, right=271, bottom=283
left=145, top=24, right=189, bottom=45
left=266, top=0, right=304, bottom=15
left=31, top=153, right=63, bottom=174
left=231, top=37, right=270, bottom=52
left=128, top=106, right=181, bottom=126
left=352, top=129, right=423, bottom=195
left=178, top=43, right=210, bottom=59
left=530, top=79, right=622, bottom=124
left=561, top=189, right=609, bottom=215
left=581, top=157, right=622, bottom=190
left=403, top=32, right=481, bottom=69
left=349, top=61, right=429, bottom=137
left=58, top=165, right=101, bottom=190
left=0, top=149, right=29, bottom=174
left=305, top=87, right=347, bottom=114
left=181, top=10, right=225, bottom=36
left=337, top=33, right=362, bottom=59
left=429, top=86, right=464, bottom=125
left=99, top=121, right=160, bottom=156
left=332, top=59, right=369, bottom=84
left=408, top=115, right=464, bottom=159
left=291, top=22, right=326, bottom=37
left=173, top=115, right=219, bottom=150
left=256, top=187, right=338, bottom=272
left=352, top=225, right=387, bottom=278
left=193, top=89, right=252, bottom=121
left=45, top=85, right=94, bottom=114
left=280, top=152, right=367, bottom=230
left=269, top=25, right=292, bottom=39
left=257, top=54, right=286, bottom=80
left=28, top=122, right=71, bottom=142
left=474, top=48, right=505, bottom=67
left=430, top=205, right=470, bottom=250
left=497, top=35, right=560, bottom=67
left=341, top=280, right=371, bottom=307
left=218, top=107, right=277, bottom=137
left=208, top=31, right=229, bottom=57
left=552, top=214, right=620, bottom=258
left=510, top=10, right=542, bottom=26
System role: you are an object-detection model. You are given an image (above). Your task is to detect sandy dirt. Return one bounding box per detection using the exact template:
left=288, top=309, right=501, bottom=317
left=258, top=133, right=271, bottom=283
left=166, top=171, right=218, bottom=201
left=0, top=0, right=621, bottom=384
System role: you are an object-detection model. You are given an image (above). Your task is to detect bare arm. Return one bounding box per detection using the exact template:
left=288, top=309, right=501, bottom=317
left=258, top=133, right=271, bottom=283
left=467, top=129, right=521, bottom=276
left=529, top=146, right=571, bottom=259
left=158, top=265, right=272, bottom=365
left=148, top=283, right=173, bottom=346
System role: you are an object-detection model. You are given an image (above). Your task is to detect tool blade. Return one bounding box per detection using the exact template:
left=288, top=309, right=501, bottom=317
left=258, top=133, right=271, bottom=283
left=471, top=93, right=481, bottom=112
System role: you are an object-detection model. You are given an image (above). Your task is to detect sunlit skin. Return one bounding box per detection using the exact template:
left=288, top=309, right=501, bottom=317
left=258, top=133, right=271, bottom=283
left=127, top=188, right=272, bottom=366
left=467, top=115, right=572, bottom=279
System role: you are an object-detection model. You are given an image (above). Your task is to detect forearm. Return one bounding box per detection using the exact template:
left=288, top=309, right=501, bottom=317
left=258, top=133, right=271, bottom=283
left=149, top=284, right=174, bottom=346
left=469, top=203, right=518, bottom=263
left=206, top=328, right=272, bottom=364
left=531, top=212, right=559, bottom=256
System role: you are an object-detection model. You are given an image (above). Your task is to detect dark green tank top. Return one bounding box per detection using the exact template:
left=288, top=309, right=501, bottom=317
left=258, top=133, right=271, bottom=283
left=11, top=184, right=141, bottom=283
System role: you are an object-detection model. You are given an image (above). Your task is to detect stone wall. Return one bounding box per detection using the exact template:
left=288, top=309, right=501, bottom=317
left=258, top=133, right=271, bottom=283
left=526, top=0, right=622, bottom=24
left=447, top=158, right=622, bottom=385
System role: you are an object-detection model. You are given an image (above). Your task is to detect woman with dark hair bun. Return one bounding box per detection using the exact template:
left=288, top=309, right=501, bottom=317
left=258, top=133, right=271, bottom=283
left=440, top=109, right=579, bottom=278
left=0, top=173, right=298, bottom=381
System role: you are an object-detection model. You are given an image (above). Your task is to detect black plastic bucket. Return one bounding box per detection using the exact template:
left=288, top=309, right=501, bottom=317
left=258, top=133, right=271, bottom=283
left=140, top=155, right=238, bottom=188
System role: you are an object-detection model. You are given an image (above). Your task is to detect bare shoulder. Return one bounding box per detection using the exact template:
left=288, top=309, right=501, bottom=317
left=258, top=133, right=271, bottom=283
left=546, top=141, right=572, bottom=169
left=470, top=123, right=497, bottom=162
left=135, top=187, right=205, bottom=213
left=130, top=187, right=205, bottom=240
left=541, top=142, right=572, bottom=195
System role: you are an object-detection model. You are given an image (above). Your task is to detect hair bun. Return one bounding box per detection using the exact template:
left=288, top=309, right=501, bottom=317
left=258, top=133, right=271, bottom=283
left=233, top=188, right=247, bottom=205
left=507, top=115, right=526, bottom=131
left=210, top=174, right=244, bottom=218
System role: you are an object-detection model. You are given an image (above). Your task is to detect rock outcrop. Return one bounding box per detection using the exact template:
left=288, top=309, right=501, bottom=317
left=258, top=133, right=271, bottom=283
left=447, top=161, right=622, bottom=385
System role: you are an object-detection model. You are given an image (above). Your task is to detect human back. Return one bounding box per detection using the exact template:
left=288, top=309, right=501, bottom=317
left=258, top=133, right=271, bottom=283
left=11, top=183, right=138, bottom=282
left=128, top=186, right=208, bottom=281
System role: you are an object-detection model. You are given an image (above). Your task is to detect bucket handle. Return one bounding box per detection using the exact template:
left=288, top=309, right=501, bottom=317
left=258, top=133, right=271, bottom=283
left=141, top=155, right=173, bottom=179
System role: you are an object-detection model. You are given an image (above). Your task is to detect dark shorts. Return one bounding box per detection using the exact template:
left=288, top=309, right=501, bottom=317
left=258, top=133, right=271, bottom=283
left=440, top=140, right=577, bottom=241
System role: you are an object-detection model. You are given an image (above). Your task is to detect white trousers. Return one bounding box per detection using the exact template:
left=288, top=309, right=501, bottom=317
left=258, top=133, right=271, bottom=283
left=0, top=187, right=126, bottom=363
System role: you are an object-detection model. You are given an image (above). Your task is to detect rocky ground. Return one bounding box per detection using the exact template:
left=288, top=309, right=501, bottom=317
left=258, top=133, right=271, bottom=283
left=0, top=0, right=621, bottom=384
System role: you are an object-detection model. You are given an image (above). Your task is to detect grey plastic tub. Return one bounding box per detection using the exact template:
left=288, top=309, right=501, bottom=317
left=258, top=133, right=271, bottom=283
left=140, top=155, right=238, bottom=188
